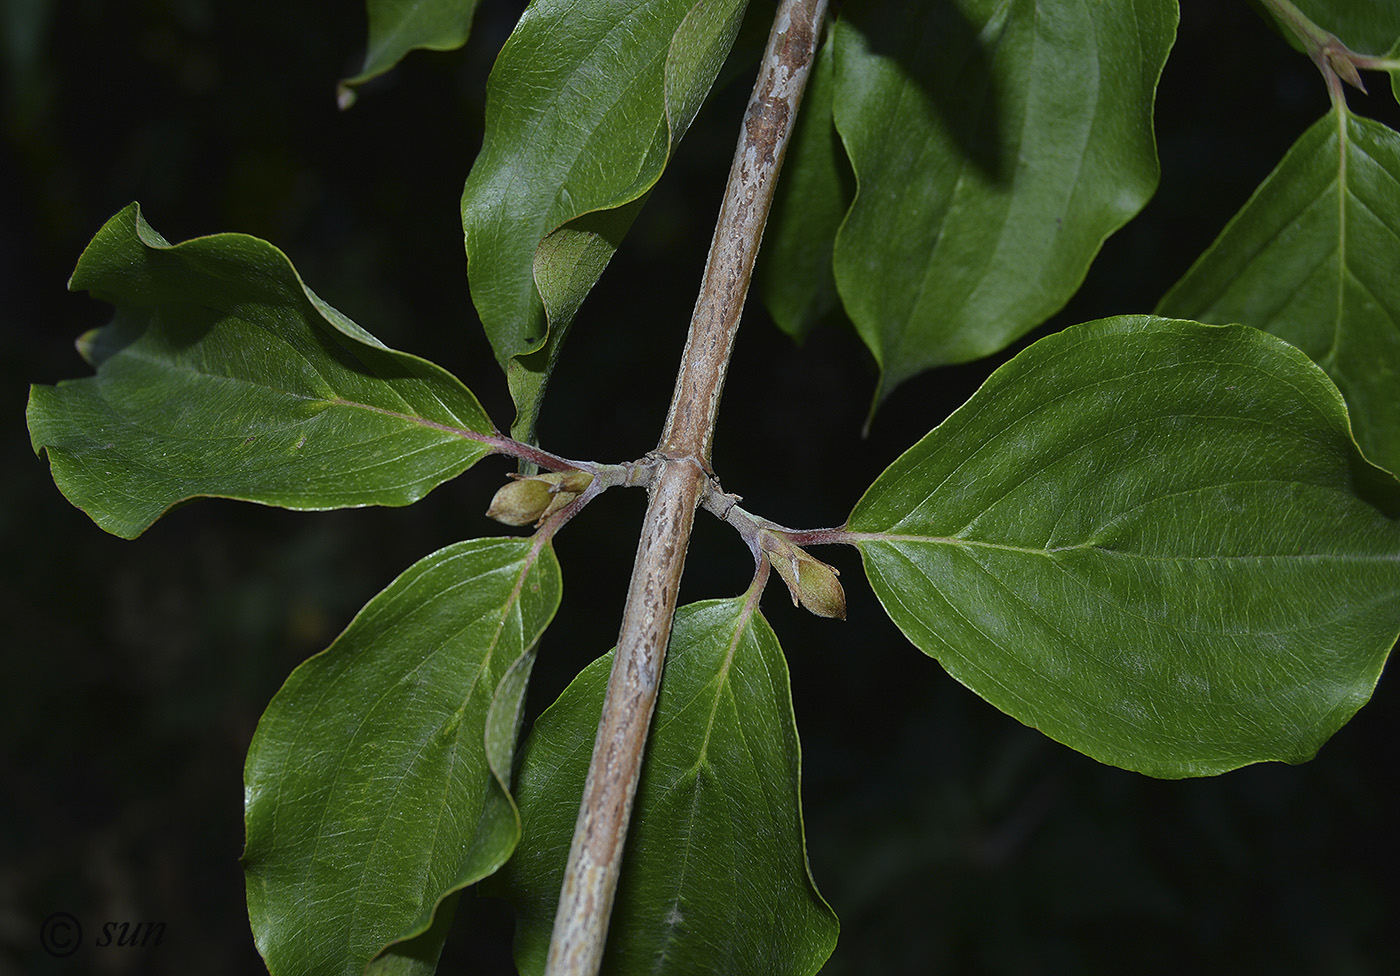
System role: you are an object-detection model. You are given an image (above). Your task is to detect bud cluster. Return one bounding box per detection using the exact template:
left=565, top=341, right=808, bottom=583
left=486, top=469, right=594, bottom=527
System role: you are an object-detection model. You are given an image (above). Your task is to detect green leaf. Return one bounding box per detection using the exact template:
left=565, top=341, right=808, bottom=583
left=758, top=24, right=845, bottom=342
left=508, top=197, right=648, bottom=446
left=830, top=0, right=1176, bottom=405
left=461, top=0, right=750, bottom=441
left=1158, top=109, right=1400, bottom=475
left=364, top=892, right=459, bottom=976
left=27, top=203, right=496, bottom=539
left=243, top=537, right=562, bottom=976
left=338, top=0, right=483, bottom=108
left=848, top=315, right=1400, bottom=779
left=496, top=598, right=838, bottom=976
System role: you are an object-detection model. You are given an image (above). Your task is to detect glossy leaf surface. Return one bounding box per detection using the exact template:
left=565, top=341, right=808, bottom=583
left=829, top=0, right=1175, bottom=404
left=338, top=0, right=484, bottom=107
left=849, top=316, right=1400, bottom=778
left=461, top=0, right=749, bottom=440
left=244, top=538, right=561, bottom=976
left=27, top=204, right=495, bottom=539
left=497, top=598, right=838, bottom=976
left=1158, top=110, right=1400, bottom=474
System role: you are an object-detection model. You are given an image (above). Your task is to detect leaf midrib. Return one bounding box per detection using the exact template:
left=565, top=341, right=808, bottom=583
left=852, top=531, right=1398, bottom=564
left=100, top=343, right=485, bottom=442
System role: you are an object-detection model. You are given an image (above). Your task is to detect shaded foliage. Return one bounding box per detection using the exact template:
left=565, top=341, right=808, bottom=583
left=6, top=1, right=1400, bottom=974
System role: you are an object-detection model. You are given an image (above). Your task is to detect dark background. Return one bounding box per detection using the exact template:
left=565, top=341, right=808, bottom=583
left=4, top=1, right=1398, bottom=973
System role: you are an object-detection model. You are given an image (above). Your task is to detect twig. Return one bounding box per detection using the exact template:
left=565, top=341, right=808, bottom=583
left=1254, top=0, right=1373, bottom=105
left=541, top=2, right=830, bottom=973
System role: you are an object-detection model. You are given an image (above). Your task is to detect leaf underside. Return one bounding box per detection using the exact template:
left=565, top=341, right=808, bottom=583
left=1159, top=109, right=1400, bottom=476
left=26, top=203, right=495, bottom=539
left=495, top=598, right=838, bottom=976
left=850, top=315, right=1400, bottom=778
left=244, top=537, right=562, bottom=976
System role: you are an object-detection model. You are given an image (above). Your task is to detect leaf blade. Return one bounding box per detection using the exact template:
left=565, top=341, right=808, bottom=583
left=27, top=204, right=496, bottom=538
left=460, top=0, right=750, bottom=440
left=243, top=537, right=561, bottom=976
left=1158, top=109, right=1400, bottom=474
left=339, top=0, right=484, bottom=107
left=758, top=25, right=846, bottom=342
left=830, top=0, right=1177, bottom=403
left=849, top=315, right=1400, bottom=778
left=497, top=598, right=838, bottom=976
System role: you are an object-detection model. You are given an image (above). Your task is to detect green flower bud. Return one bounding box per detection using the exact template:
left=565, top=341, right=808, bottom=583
left=759, top=530, right=846, bottom=620
left=791, top=552, right=846, bottom=619
left=485, top=470, right=595, bottom=527
left=486, top=477, right=554, bottom=526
